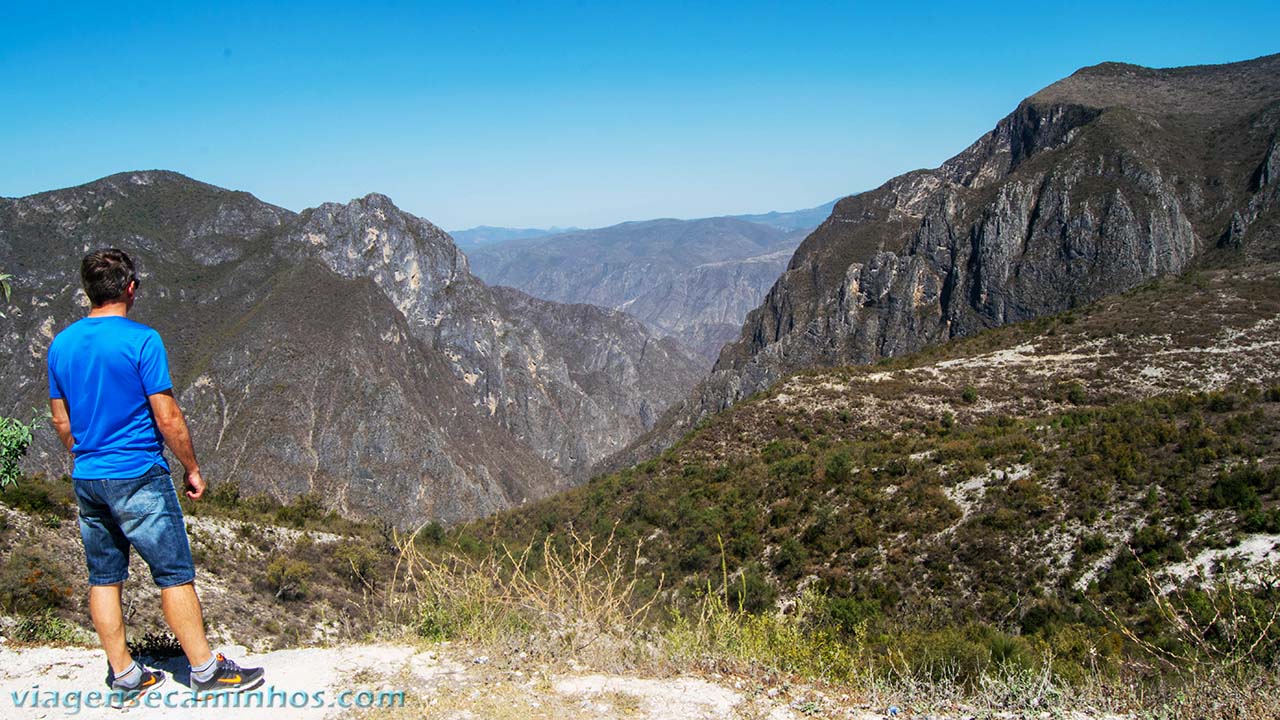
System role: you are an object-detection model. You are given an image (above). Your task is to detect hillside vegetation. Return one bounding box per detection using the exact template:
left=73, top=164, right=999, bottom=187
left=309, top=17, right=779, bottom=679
left=447, top=262, right=1280, bottom=713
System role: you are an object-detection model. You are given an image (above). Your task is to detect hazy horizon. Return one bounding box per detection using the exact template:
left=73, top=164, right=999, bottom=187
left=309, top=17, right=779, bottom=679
left=3, top=1, right=1278, bottom=229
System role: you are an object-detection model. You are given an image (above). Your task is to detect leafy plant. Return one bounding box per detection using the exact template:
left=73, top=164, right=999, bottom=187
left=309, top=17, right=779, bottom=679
left=0, top=272, right=11, bottom=317
left=0, top=271, right=39, bottom=490
left=0, top=414, right=41, bottom=490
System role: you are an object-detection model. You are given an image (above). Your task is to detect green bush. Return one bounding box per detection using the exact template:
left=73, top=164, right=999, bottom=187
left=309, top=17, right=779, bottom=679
left=333, top=541, right=380, bottom=590
left=824, top=451, right=853, bottom=485
left=1066, top=381, right=1087, bottom=405
left=264, top=556, right=313, bottom=601
left=761, top=439, right=802, bottom=463
left=1079, top=533, right=1108, bottom=555
left=205, top=480, right=242, bottom=510
left=419, top=522, right=446, bottom=545
left=891, top=624, right=1037, bottom=685
left=1205, top=391, right=1240, bottom=413
left=726, top=563, right=776, bottom=614
left=825, top=596, right=881, bottom=636
left=1207, top=464, right=1276, bottom=511
left=0, top=474, right=76, bottom=519
left=773, top=537, right=807, bottom=575
left=1242, top=508, right=1280, bottom=533
left=11, top=609, right=85, bottom=644
left=275, top=493, right=325, bottom=528
left=240, top=492, right=279, bottom=517
left=416, top=599, right=462, bottom=642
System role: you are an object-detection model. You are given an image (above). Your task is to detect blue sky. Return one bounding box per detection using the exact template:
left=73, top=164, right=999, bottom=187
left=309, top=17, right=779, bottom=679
left=1, top=2, right=1277, bottom=229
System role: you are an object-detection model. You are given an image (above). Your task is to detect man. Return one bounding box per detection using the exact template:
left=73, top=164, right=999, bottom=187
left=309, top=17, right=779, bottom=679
left=47, top=249, right=264, bottom=706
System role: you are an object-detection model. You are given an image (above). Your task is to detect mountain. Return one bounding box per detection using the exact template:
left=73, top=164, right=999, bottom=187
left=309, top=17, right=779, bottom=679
left=603, top=54, right=1280, bottom=473
left=453, top=198, right=834, bottom=250
left=724, top=198, right=840, bottom=231
left=477, top=258, right=1280, bottom=628
left=467, top=217, right=812, bottom=361
left=448, top=225, right=580, bottom=249
left=0, top=171, right=704, bottom=525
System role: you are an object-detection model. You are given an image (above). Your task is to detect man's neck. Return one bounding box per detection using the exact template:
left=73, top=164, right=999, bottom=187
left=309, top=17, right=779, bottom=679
left=87, top=301, right=129, bottom=318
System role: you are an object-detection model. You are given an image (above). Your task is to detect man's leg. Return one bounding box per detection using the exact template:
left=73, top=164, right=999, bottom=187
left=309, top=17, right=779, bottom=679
left=159, top=581, right=214, bottom=668
left=87, top=583, right=133, bottom=674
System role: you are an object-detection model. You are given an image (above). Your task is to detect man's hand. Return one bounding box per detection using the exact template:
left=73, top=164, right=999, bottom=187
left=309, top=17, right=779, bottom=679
left=184, top=467, right=206, bottom=500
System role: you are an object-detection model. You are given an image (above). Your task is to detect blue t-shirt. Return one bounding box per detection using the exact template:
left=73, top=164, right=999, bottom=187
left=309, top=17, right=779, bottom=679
left=47, top=316, right=173, bottom=479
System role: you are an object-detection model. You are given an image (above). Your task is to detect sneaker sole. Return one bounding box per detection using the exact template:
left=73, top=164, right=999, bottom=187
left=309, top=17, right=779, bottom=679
left=194, top=676, right=265, bottom=700
left=109, top=674, right=167, bottom=711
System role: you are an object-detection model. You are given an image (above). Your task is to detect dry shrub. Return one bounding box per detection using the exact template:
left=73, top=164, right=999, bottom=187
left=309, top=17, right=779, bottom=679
left=388, top=525, right=662, bottom=669
left=1096, top=550, right=1280, bottom=719
left=0, top=547, right=74, bottom=614
left=1102, top=551, right=1280, bottom=671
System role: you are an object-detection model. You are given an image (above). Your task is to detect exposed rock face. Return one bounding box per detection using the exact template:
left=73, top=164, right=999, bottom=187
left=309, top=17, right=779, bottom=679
left=175, top=262, right=563, bottom=524
left=467, top=218, right=811, bottom=362
left=282, top=195, right=705, bottom=481
left=488, top=287, right=703, bottom=464
left=0, top=172, right=703, bottom=524
left=601, top=54, right=1280, bottom=475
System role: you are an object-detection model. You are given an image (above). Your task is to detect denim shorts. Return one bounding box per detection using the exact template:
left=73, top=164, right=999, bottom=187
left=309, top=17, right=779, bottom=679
left=73, top=464, right=196, bottom=588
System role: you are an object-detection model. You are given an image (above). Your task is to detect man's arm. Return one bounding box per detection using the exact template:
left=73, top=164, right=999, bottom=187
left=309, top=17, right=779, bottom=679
left=49, top=398, right=74, bottom=452
left=148, top=389, right=205, bottom=500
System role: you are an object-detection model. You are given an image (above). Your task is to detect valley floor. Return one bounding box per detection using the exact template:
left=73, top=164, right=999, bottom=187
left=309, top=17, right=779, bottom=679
left=0, top=641, right=1131, bottom=720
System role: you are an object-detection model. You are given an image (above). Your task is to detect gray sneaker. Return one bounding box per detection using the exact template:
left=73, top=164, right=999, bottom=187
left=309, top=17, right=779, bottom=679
left=108, top=668, right=166, bottom=710
left=191, top=653, right=264, bottom=697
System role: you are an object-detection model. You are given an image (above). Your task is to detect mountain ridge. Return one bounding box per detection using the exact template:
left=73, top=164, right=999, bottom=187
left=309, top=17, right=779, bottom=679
left=0, top=170, right=703, bottom=525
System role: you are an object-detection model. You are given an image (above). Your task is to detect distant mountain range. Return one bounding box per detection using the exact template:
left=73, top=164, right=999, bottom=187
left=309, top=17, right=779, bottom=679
left=723, top=199, right=839, bottom=231
left=450, top=199, right=837, bottom=249
left=0, top=172, right=704, bottom=525
left=448, top=225, right=582, bottom=248
left=464, top=199, right=839, bottom=361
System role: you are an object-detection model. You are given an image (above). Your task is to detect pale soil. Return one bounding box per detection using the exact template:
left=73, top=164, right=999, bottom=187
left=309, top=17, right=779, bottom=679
left=0, top=642, right=1132, bottom=720
left=1163, top=532, right=1280, bottom=586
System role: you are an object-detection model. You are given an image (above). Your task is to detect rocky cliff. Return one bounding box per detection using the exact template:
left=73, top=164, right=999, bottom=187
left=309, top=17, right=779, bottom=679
left=601, top=53, right=1280, bottom=474
left=0, top=172, right=703, bottom=524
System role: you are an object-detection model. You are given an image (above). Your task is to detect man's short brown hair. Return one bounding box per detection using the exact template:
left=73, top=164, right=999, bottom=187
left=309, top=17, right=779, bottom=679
left=81, top=249, right=138, bottom=306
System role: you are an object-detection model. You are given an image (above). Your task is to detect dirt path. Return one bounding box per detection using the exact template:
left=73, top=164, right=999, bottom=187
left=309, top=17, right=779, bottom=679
left=0, top=642, right=1128, bottom=719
